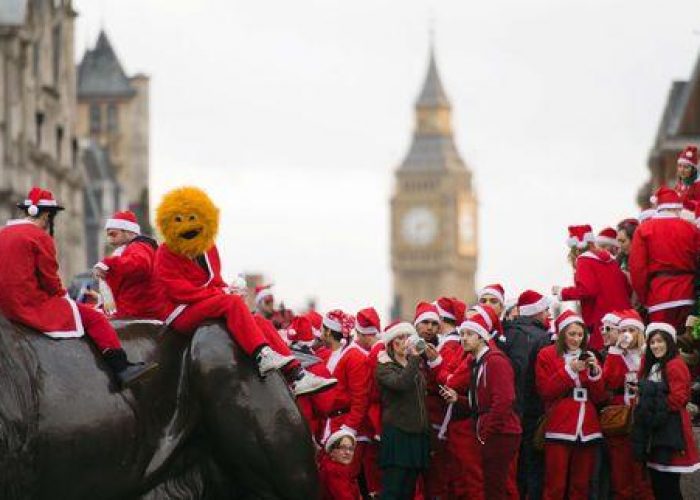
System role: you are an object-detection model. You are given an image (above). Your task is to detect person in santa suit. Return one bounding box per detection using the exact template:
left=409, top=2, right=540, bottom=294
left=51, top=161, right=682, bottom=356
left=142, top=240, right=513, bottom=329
left=434, top=296, right=467, bottom=372
left=251, top=286, right=337, bottom=396
left=306, top=310, right=329, bottom=359
left=601, top=310, right=654, bottom=500
left=92, top=210, right=171, bottom=320
left=615, top=218, right=638, bottom=274
left=320, top=309, right=370, bottom=495
left=629, top=186, right=700, bottom=336
left=375, top=321, right=430, bottom=500
left=442, top=312, right=522, bottom=500
left=673, top=145, right=700, bottom=203
left=154, top=186, right=296, bottom=379
left=353, top=307, right=383, bottom=499
left=476, top=283, right=506, bottom=318
left=595, top=227, right=621, bottom=258
left=0, top=187, right=157, bottom=388
left=552, top=224, right=632, bottom=351
left=414, top=301, right=441, bottom=347
left=633, top=322, right=700, bottom=498
left=319, top=430, right=361, bottom=500
left=535, top=310, right=606, bottom=500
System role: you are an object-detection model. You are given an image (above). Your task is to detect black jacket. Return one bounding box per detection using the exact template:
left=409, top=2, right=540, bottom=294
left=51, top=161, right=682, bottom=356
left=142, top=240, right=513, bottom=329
left=376, top=354, right=429, bottom=434
left=502, top=316, right=550, bottom=421
left=632, top=378, right=686, bottom=463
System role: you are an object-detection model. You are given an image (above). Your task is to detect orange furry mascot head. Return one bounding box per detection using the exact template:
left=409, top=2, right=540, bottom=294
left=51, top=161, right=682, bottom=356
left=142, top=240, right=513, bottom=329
left=156, top=186, right=219, bottom=258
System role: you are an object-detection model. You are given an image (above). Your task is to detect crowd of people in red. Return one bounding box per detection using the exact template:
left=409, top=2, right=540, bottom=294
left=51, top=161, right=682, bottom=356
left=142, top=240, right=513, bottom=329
left=3, top=145, right=700, bottom=500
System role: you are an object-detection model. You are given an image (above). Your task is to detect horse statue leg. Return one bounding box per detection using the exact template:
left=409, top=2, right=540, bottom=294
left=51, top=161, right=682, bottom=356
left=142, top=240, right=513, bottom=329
left=189, top=323, right=319, bottom=500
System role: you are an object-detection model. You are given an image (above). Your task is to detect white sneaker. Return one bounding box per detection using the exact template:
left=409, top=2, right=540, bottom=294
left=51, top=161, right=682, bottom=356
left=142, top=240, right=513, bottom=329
left=257, top=347, right=295, bottom=376
left=292, top=372, right=337, bottom=396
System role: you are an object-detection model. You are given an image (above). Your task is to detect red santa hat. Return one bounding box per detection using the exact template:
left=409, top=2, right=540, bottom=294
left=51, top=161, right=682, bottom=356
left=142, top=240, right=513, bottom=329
left=477, top=283, right=505, bottom=304
left=434, top=297, right=467, bottom=324
left=517, top=290, right=550, bottom=317
left=323, top=309, right=355, bottom=337
left=458, top=313, right=491, bottom=342
left=566, top=225, right=595, bottom=249
left=472, top=303, right=503, bottom=337
left=645, top=322, right=676, bottom=342
left=288, top=316, right=315, bottom=344
left=677, top=145, right=698, bottom=168
left=255, top=284, right=273, bottom=306
left=382, top=321, right=417, bottom=345
left=595, top=227, right=619, bottom=248
left=554, top=310, right=584, bottom=335
left=652, top=186, right=682, bottom=211
left=356, top=307, right=381, bottom=335
left=617, top=309, right=645, bottom=332
left=104, top=210, right=141, bottom=234
left=414, top=301, right=440, bottom=326
left=17, top=186, right=64, bottom=215
left=306, top=310, right=323, bottom=338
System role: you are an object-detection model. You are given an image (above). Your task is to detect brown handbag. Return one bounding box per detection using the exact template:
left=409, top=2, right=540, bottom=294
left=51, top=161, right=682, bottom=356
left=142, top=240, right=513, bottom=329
left=599, top=404, right=633, bottom=437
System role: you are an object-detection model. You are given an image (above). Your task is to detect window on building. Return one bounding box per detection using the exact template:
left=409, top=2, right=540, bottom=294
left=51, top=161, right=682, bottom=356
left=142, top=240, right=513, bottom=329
left=32, top=42, right=40, bottom=77
left=71, top=138, right=78, bottom=169
left=35, top=112, right=44, bottom=147
left=107, top=103, right=118, bottom=132
left=52, top=24, right=61, bottom=85
left=90, top=104, right=101, bottom=133
left=55, top=126, right=64, bottom=161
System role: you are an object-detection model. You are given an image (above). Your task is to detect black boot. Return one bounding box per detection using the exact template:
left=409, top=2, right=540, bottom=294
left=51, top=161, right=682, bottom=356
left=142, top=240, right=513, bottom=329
left=103, top=349, right=159, bottom=389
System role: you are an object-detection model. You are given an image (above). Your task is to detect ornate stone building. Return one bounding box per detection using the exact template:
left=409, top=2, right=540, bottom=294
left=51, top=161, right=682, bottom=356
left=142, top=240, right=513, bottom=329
left=0, top=0, right=85, bottom=280
left=76, top=30, right=150, bottom=239
left=390, top=48, right=478, bottom=319
left=639, top=49, right=700, bottom=207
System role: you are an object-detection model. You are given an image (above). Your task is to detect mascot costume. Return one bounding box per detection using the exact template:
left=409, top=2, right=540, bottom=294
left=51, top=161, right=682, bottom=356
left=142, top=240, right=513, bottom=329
left=154, top=186, right=336, bottom=395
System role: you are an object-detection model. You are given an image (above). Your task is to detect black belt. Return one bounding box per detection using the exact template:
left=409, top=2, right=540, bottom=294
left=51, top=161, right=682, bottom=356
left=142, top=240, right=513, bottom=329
left=328, top=408, right=349, bottom=418
left=650, top=270, right=694, bottom=280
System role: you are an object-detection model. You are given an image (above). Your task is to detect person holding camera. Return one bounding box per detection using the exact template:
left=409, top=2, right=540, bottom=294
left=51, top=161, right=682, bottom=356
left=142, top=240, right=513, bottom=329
left=441, top=312, right=521, bottom=500
left=375, top=321, right=430, bottom=500
left=535, top=310, right=606, bottom=500
left=633, top=322, right=700, bottom=499
left=601, top=310, right=654, bottom=499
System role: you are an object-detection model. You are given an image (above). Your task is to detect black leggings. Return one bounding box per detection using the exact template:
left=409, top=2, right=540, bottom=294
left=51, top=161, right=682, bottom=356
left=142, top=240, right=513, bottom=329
left=381, top=467, right=419, bottom=500
left=649, top=468, right=682, bottom=499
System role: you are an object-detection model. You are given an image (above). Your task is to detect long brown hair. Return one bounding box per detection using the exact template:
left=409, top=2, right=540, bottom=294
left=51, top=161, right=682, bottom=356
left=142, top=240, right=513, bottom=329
left=555, top=322, right=589, bottom=356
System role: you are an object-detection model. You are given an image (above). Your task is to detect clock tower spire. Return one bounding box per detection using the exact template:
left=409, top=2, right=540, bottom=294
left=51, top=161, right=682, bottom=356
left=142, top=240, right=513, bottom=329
left=390, top=45, right=478, bottom=320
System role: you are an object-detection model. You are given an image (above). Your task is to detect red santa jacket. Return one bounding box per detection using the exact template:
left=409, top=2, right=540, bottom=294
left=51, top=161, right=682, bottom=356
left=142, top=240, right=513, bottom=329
left=535, top=344, right=606, bottom=443
left=646, top=357, right=700, bottom=473
left=0, top=220, right=84, bottom=337
left=437, top=330, right=463, bottom=374
left=97, top=236, right=173, bottom=320
left=366, top=341, right=384, bottom=439
left=319, top=453, right=361, bottom=500
left=324, top=343, right=371, bottom=440
left=466, top=348, right=521, bottom=442
left=560, top=249, right=631, bottom=350
left=629, top=213, right=700, bottom=313
left=602, top=347, right=642, bottom=406
left=675, top=179, right=700, bottom=204
left=154, top=244, right=228, bottom=323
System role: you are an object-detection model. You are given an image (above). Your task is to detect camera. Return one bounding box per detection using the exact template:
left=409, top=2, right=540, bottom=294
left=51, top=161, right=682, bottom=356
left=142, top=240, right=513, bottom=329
left=407, top=334, right=427, bottom=354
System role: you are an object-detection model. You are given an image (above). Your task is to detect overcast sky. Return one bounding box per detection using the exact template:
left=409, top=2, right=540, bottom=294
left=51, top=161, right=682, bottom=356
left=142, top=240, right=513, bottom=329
left=74, top=0, right=700, bottom=321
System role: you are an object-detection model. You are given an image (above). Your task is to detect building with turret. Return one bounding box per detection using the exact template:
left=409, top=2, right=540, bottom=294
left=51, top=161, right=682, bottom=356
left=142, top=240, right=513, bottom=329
left=390, top=47, right=478, bottom=319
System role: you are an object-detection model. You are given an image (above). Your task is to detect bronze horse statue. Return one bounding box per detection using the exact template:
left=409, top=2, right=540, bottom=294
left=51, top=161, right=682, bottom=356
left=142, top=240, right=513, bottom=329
left=0, top=316, right=319, bottom=499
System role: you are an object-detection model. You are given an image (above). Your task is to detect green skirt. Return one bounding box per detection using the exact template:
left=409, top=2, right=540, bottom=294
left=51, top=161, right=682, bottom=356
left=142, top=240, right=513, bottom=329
left=379, top=424, right=430, bottom=470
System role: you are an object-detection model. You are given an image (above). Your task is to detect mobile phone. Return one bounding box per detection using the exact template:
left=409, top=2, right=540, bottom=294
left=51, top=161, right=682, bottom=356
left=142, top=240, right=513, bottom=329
left=578, top=352, right=590, bottom=361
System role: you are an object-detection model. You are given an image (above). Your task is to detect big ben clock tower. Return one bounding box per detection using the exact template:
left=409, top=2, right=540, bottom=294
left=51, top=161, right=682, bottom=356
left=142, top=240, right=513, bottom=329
left=390, top=47, right=478, bottom=319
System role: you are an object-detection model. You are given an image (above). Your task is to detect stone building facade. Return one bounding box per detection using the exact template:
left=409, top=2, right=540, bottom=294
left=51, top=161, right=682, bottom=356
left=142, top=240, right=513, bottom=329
left=76, top=30, right=150, bottom=237
left=639, top=49, right=700, bottom=207
left=0, top=0, right=84, bottom=280
left=390, top=48, right=478, bottom=319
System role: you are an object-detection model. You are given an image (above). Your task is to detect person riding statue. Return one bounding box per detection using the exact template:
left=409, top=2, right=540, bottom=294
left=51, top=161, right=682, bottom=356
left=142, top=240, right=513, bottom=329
left=0, top=187, right=157, bottom=388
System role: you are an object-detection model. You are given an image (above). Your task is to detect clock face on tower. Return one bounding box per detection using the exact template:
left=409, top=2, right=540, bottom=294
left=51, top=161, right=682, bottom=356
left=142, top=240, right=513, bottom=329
left=401, top=206, right=438, bottom=246
left=459, top=210, right=475, bottom=245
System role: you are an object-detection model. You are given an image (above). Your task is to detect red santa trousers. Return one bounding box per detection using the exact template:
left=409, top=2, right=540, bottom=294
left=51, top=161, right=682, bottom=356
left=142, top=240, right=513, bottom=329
left=543, top=442, right=597, bottom=500
left=170, top=295, right=267, bottom=356
left=482, top=434, right=521, bottom=500
left=506, top=446, right=520, bottom=500
left=445, top=419, right=484, bottom=499
left=362, top=442, right=381, bottom=496
left=607, top=435, right=654, bottom=500
left=649, top=306, right=693, bottom=339
left=77, top=303, right=122, bottom=352
left=319, top=453, right=362, bottom=500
